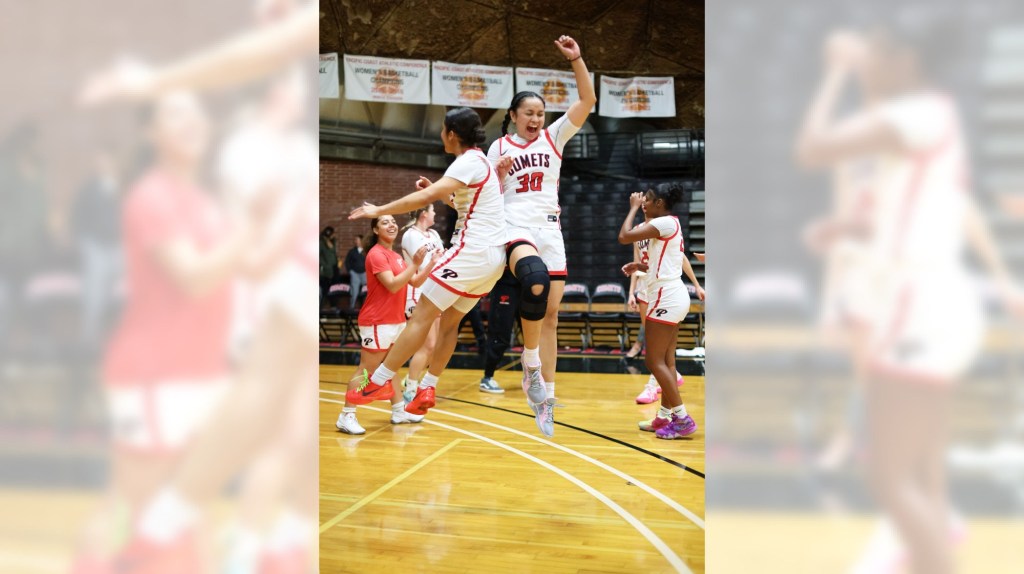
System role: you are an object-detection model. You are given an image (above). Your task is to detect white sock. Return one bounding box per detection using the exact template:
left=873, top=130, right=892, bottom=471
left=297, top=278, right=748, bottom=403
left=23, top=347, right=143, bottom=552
left=646, top=374, right=657, bottom=387
left=405, top=378, right=419, bottom=389
left=546, top=382, right=555, bottom=399
left=342, top=407, right=356, bottom=415
left=671, top=404, right=688, bottom=418
left=391, top=401, right=406, bottom=412
left=522, top=347, right=541, bottom=368
left=137, top=488, right=199, bottom=543
left=420, top=373, right=439, bottom=389
left=371, top=365, right=396, bottom=386
left=657, top=406, right=671, bottom=418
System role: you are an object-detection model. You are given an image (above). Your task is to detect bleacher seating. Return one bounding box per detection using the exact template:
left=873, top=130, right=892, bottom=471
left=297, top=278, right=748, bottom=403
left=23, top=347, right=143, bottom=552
left=557, top=282, right=590, bottom=350
left=588, top=282, right=628, bottom=351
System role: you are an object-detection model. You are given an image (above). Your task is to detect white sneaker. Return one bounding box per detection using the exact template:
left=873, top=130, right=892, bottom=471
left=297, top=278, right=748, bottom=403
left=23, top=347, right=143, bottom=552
left=522, top=365, right=546, bottom=404
left=390, top=409, right=424, bottom=424
left=336, top=412, right=365, bottom=435
left=479, top=377, right=505, bottom=394
left=529, top=397, right=558, bottom=437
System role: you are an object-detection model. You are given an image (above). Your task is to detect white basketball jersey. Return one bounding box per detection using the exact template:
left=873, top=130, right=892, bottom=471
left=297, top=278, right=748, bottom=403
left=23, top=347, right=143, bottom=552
left=487, top=114, right=581, bottom=229
left=401, top=227, right=444, bottom=271
left=869, top=93, right=968, bottom=272
left=647, top=216, right=684, bottom=285
left=444, top=148, right=507, bottom=247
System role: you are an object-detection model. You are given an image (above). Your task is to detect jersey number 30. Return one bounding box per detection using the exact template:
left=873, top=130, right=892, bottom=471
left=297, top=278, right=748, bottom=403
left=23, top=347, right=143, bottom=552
left=515, top=172, right=543, bottom=193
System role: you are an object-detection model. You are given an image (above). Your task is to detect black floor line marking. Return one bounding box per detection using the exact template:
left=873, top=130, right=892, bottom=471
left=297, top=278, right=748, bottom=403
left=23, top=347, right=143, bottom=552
left=319, top=379, right=704, bottom=479
left=437, top=395, right=705, bottom=479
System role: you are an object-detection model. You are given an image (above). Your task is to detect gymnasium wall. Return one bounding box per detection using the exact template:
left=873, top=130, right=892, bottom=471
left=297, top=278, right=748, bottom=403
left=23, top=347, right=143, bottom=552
left=319, top=159, right=449, bottom=244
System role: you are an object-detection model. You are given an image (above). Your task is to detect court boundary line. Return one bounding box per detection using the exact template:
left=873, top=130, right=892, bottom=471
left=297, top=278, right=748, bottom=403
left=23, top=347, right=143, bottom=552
left=441, top=394, right=706, bottom=479
left=319, top=390, right=704, bottom=532
left=318, top=378, right=704, bottom=478
left=319, top=438, right=462, bottom=533
left=322, top=388, right=705, bottom=529
left=321, top=397, right=692, bottom=573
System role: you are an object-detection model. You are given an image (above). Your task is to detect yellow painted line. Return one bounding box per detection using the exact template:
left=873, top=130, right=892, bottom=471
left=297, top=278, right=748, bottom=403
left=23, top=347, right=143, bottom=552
left=319, top=438, right=462, bottom=533
left=333, top=523, right=661, bottom=556
left=319, top=493, right=691, bottom=530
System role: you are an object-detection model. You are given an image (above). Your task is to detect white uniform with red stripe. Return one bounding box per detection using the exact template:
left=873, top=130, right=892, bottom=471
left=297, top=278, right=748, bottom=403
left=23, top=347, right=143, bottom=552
left=401, top=226, right=444, bottom=317
left=861, top=93, right=983, bottom=382
left=421, top=148, right=507, bottom=313
left=487, top=115, right=582, bottom=277
left=644, top=215, right=691, bottom=325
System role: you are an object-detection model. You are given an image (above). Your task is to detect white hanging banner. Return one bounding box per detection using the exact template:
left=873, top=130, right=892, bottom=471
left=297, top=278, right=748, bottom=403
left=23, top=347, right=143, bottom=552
left=514, top=68, right=594, bottom=112
left=598, top=75, right=676, bottom=118
left=342, top=54, right=431, bottom=104
left=431, top=61, right=514, bottom=109
left=319, top=53, right=340, bottom=98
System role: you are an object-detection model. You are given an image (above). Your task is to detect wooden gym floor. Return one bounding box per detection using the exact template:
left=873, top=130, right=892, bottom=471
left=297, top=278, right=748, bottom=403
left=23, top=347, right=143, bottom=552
left=319, top=365, right=706, bottom=574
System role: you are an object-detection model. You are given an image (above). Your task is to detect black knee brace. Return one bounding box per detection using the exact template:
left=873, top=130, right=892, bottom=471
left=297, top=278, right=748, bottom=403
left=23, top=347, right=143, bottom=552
left=514, top=255, right=550, bottom=321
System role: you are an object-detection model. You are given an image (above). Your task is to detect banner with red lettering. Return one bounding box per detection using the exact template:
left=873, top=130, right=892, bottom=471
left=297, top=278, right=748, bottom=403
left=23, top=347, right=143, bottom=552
left=431, top=61, right=514, bottom=109
left=598, top=75, right=676, bottom=118
left=342, top=54, right=431, bottom=104
left=514, top=68, right=594, bottom=112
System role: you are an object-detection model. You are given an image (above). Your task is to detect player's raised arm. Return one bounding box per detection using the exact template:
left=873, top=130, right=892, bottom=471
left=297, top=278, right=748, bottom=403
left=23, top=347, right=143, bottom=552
left=555, top=35, right=596, bottom=129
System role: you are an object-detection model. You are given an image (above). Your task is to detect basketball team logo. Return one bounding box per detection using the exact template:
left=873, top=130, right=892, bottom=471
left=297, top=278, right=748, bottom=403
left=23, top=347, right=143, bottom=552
left=623, top=86, right=650, bottom=112
left=541, top=78, right=569, bottom=105
left=371, top=68, right=403, bottom=96
left=459, top=75, right=487, bottom=101
left=654, top=309, right=667, bottom=317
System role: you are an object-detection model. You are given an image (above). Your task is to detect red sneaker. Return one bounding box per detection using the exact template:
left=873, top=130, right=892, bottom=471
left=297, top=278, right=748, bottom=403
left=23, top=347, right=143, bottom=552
left=404, top=386, right=436, bottom=415
left=69, top=553, right=114, bottom=574
left=345, top=370, right=394, bottom=405
left=114, top=533, right=203, bottom=574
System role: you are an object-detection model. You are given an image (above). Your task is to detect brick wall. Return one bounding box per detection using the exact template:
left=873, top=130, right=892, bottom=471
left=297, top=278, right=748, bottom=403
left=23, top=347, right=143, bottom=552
left=320, top=159, right=450, bottom=251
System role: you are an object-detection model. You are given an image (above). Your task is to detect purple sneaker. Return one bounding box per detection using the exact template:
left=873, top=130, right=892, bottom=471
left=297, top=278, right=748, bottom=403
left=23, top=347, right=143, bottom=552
left=655, top=414, right=697, bottom=439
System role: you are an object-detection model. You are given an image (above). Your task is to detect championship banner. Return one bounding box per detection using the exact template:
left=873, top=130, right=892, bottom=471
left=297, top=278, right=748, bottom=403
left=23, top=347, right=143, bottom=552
left=342, top=54, right=430, bottom=104
left=515, top=68, right=594, bottom=112
left=319, top=53, right=340, bottom=98
left=431, top=61, right=514, bottom=109
left=598, top=75, right=676, bottom=118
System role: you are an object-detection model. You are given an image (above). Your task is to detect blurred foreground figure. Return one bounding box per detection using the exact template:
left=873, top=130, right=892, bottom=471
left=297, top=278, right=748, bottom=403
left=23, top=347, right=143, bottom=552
left=797, top=21, right=1020, bottom=574
left=77, top=1, right=318, bottom=572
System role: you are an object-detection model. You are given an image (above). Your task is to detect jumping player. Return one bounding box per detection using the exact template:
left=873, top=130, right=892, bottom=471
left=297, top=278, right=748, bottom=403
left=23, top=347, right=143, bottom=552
left=618, top=186, right=705, bottom=439
left=336, top=216, right=437, bottom=434
left=348, top=107, right=507, bottom=421
left=487, top=34, right=597, bottom=436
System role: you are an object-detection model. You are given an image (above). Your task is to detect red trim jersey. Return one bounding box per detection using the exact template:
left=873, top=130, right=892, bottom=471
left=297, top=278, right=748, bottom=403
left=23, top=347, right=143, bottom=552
left=358, top=244, right=408, bottom=326
left=401, top=226, right=444, bottom=304
left=445, top=149, right=507, bottom=247
left=486, top=114, right=582, bottom=229
left=647, top=215, right=684, bottom=286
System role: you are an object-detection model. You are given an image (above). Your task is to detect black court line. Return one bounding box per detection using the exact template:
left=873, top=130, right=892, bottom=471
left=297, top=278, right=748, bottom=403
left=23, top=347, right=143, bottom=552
left=437, top=395, right=705, bottom=480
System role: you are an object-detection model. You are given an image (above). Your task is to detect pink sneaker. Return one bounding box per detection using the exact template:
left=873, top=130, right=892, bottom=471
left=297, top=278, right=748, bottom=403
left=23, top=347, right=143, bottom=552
left=676, top=374, right=684, bottom=387
left=635, top=383, right=661, bottom=404
left=655, top=414, right=698, bottom=439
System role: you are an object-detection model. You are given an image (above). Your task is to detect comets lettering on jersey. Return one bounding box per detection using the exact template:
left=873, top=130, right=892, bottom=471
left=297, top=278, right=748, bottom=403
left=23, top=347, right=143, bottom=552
left=506, top=152, right=552, bottom=177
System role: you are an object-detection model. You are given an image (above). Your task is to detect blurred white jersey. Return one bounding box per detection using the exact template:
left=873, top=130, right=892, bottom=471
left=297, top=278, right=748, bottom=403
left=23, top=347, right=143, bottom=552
left=869, top=93, right=969, bottom=272
left=647, top=215, right=684, bottom=286
left=487, top=114, right=581, bottom=229
left=863, top=92, right=983, bottom=381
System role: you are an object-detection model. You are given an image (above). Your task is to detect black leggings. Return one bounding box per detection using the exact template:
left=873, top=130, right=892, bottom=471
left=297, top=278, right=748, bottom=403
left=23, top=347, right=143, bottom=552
left=483, top=269, right=521, bottom=378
